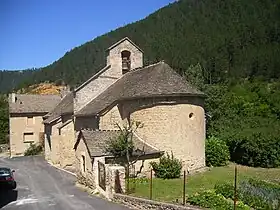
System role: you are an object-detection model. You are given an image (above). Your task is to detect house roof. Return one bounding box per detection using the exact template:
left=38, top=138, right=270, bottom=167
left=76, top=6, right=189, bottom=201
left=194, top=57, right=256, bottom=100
left=106, top=37, right=143, bottom=53
left=9, top=94, right=61, bottom=114
left=78, top=130, right=161, bottom=157
left=75, top=61, right=205, bottom=117
left=43, top=92, right=74, bottom=124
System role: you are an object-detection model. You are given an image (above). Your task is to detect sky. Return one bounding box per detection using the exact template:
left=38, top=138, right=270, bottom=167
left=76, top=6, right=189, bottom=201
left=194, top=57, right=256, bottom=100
left=0, top=0, right=174, bottom=70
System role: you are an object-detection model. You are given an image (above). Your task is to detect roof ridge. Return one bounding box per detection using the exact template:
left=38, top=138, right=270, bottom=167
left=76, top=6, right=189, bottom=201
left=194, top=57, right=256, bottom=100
left=129, top=60, right=165, bottom=74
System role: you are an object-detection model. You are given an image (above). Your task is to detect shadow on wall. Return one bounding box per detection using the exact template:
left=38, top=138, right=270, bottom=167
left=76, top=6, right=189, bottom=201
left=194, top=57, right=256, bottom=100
left=0, top=189, right=18, bottom=208
left=115, top=170, right=123, bottom=194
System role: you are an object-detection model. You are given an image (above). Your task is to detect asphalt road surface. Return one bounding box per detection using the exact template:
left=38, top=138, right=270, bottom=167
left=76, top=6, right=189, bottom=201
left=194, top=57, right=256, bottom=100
left=0, top=156, right=131, bottom=210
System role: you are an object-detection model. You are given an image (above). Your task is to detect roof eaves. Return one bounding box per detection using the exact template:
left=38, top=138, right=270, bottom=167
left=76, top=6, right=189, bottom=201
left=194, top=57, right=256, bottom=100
left=74, top=92, right=206, bottom=118
left=43, top=116, right=61, bottom=124
left=57, top=119, right=72, bottom=129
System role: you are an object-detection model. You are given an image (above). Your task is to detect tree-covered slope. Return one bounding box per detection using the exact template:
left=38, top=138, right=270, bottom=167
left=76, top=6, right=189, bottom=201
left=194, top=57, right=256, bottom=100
left=1, top=0, right=280, bottom=167
left=0, top=69, right=35, bottom=93
left=15, top=0, right=280, bottom=89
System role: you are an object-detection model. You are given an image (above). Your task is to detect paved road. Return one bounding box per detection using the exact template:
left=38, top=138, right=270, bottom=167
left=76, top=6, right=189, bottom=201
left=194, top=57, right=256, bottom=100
left=0, top=156, right=131, bottom=210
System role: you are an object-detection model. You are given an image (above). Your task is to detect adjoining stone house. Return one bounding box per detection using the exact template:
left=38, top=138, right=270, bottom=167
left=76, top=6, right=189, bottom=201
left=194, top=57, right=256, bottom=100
left=8, top=93, right=61, bottom=157
left=74, top=129, right=162, bottom=193
left=43, top=37, right=206, bottom=185
left=42, top=91, right=75, bottom=171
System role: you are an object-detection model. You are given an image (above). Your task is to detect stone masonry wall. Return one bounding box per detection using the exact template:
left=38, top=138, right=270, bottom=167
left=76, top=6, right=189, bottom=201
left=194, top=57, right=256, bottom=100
left=74, top=71, right=117, bottom=112
left=74, top=39, right=143, bottom=113
left=113, top=194, right=202, bottom=210
left=99, top=105, right=125, bottom=130
left=59, top=119, right=75, bottom=170
left=43, top=119, right=63, bottom=165
left=121, top=97, right=206, bottom=172
left=106, top=39, right=143, bottom=77
left=49, top=120, right=62, bottom=165
left=44, top=124, right=52, bottom=161
left=75, top=136, right=95, bottom=187
left=10, top=114, right=45, bottom=157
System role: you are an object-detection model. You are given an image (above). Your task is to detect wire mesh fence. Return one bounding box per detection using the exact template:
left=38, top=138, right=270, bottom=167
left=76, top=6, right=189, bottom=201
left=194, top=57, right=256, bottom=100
left=124, top=164, right=280, bottom=209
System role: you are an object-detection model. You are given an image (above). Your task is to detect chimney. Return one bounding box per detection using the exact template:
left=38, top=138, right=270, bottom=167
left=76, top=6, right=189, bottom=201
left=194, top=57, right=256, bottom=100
left=11, top=93, right=16, bottom=103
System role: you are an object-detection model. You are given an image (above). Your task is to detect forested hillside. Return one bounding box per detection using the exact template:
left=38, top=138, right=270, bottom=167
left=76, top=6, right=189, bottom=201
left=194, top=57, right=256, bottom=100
left=0, top=0, right=280, bottom=167
left=0, top=69, right=35, bottom=93
left=5, top=0, right=279, bottom=88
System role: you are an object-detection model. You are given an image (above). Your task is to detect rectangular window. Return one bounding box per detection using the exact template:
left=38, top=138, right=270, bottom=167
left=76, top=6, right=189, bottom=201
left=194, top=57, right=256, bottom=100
left=27, top=116, right=33, bottom=125
left=23, top=132, right=34, bottom=143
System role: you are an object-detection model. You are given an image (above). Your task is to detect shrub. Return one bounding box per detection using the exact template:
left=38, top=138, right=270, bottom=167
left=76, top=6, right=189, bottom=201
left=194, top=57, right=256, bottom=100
left=188, top=190, right=250, bottom=210
left=214, top=182, right=235, bottom=200
left=24, top=143, right=43, bottom=156
left=205, top=136, right=230, bottom=167
left=228, top=130, right=280, bottom=168
left=150, top=152, right=182, bottom=179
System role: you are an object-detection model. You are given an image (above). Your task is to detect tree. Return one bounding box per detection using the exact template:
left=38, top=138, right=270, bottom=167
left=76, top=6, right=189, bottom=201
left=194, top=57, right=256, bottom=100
left=0, top=95, right=8, bottom=144
left=184, top=63, right=205, bottom=89
left=104, top=121, right=144, bottom=192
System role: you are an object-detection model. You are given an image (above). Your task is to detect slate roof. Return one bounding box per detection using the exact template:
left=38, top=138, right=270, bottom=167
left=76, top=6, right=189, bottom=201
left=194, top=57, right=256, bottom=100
left=78, top=130, right=161, bottom=157
left=43, top=92, right=74, bottom=124
left=9, top=94, right=61, bottom=114
left=76, top=61, right=205, bottom=117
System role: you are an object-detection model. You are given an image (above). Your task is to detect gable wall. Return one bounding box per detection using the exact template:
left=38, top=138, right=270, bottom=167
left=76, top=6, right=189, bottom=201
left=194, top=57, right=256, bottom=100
left=107, top=39, right=143, bottom=76
left=74, top=70, right=118, bottom=113
left=75, top=135, right=95, bottom=187
left=74, top=39, right=143, bottom=113
left=44, top=120, right=62, bottom=165
left=59, top=116, right=75, bottom=170
left=10, top=114, right=45, bottom=157
left=99, top=105, right=125, bottom=130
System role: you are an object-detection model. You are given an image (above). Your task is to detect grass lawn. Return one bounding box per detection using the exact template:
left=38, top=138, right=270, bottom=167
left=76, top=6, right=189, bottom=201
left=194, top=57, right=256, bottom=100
left=131, top=163, right=280, bottom=203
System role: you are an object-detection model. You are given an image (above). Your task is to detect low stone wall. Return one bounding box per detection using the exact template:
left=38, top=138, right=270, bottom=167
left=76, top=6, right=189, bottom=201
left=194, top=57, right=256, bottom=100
left=113, top=194, right=202, bottom=210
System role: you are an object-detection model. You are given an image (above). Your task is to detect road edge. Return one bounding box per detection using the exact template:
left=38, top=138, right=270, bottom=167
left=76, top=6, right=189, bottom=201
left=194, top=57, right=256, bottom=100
left=47, top=161, right=77, bottom=177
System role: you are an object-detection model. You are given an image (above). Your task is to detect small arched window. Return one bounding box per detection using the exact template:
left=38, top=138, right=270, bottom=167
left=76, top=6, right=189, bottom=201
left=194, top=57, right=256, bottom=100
left=121, top=50, right=131, bottom=74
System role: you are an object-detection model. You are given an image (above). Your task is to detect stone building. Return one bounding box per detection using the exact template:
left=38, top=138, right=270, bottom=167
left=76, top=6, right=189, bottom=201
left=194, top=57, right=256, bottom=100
left=43, top=91, right=75, bottom=171
left=43, top=37, right=206, bottom=192
left=8, top=93, right=60, bottom=157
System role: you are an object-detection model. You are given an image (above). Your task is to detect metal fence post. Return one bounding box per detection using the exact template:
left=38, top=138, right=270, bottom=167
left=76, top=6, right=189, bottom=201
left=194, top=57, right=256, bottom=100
left=183, top=170, right=186, bottom=205
left=149, top=169, right=153, bottom=200
left=234, top=165, right=238, bottom=210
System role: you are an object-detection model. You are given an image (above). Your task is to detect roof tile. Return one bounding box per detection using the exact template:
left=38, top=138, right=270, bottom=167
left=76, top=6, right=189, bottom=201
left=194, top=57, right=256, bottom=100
left=76, top=61, right=205, bottom=116
left=9, top=94, right=61, bottom=114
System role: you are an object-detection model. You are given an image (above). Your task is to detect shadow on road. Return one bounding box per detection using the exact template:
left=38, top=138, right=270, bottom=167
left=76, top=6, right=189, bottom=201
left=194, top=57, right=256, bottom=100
left=0, top=189, right=18, bottom=208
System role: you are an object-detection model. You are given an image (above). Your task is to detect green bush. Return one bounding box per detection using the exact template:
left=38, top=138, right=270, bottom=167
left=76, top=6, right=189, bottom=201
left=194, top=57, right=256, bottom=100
left=214, top=183, right=235, bottom=200
left=228, top=134, right=280, bottom=168
left=206, top=136, right=230, bottom=167
left=24, top=143, right=43, bottom=156
left=150, top=152, right=182, bottom=179
left=188, top=190, right=250, bottom=210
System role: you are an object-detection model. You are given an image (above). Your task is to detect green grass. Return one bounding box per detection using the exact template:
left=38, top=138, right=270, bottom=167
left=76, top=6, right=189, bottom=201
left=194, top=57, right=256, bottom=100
left=130, top=163, right=280, bottom=203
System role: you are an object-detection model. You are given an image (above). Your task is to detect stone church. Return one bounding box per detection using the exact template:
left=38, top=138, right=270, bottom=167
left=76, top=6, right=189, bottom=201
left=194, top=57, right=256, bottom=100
left=9, top=37, right=206, bottom=184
